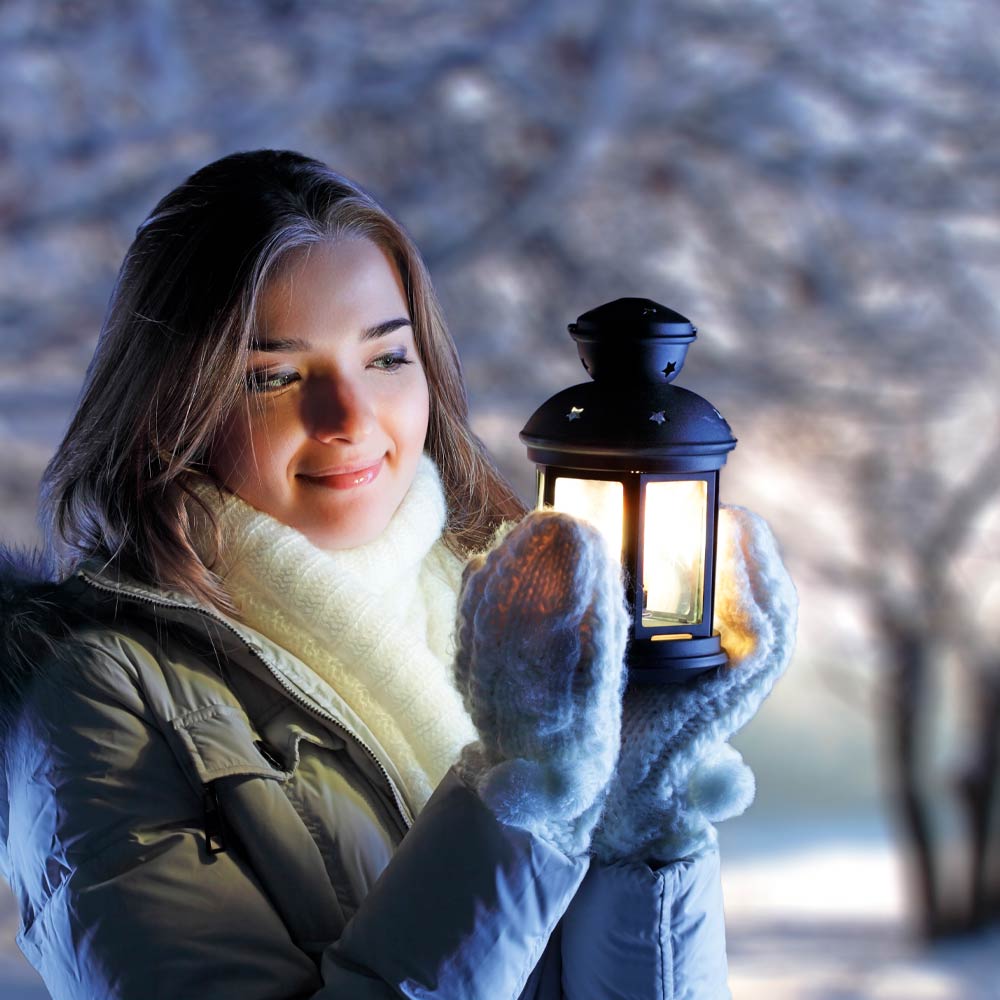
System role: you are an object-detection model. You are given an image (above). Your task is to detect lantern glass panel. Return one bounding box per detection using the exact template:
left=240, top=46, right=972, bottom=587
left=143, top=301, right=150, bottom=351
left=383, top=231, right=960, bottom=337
left=642, top=480, right=707, bottom=626
left=552, top=476, right=624, bottom=559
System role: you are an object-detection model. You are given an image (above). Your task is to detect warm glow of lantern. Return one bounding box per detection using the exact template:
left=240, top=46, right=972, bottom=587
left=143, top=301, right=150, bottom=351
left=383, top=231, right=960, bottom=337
left=551, top=477, right=624, bottom=558
left=642, top=480, right=707, bottom=626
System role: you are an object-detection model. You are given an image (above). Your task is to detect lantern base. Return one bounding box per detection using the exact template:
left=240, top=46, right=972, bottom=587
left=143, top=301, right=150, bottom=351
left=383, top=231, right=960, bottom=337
left=626, top=631, right=728, bottom=685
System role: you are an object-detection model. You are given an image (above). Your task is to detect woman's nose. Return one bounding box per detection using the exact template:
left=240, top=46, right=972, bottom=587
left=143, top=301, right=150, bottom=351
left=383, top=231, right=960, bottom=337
left=304, top=375, right=376, bottom=443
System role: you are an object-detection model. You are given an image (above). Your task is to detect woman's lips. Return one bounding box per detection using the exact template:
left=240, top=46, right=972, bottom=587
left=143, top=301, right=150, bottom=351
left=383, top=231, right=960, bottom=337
left=301, top=458, right=384, bottom=490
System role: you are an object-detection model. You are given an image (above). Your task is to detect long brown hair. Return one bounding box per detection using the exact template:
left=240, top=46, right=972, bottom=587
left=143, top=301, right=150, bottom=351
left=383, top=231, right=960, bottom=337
left=41, top=149, right=525, bottom=612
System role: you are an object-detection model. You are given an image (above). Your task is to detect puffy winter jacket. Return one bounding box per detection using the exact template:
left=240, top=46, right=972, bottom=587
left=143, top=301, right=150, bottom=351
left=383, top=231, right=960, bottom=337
left=0, top=556, right=730, bottom=999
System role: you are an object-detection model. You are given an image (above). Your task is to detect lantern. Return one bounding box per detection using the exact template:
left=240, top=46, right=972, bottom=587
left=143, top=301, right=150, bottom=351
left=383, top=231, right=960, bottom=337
left=519, top=298, right=737, bottom=684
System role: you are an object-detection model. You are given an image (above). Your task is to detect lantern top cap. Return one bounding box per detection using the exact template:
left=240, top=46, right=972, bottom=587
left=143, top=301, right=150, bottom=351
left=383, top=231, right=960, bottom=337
left=568, top=297, right=697, bottom=386
left=569, top=298, right=697, bottom=345
left=521, top=297, right=736, bottom=472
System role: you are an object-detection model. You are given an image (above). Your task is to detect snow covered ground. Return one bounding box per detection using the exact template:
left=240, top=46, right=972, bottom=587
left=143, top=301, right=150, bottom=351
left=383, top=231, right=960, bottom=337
left=720, top=820, right=1000, bottom=999
left=727, top=915, right=1000, bottom=1000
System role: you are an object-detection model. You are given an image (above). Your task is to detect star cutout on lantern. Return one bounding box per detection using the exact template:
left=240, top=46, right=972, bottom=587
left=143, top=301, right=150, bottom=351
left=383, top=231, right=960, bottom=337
left=649, top=410, right=667, bottom=425
left=567, top=406, right=584, bottom=421
left=662, top=361, right=677, bottom=377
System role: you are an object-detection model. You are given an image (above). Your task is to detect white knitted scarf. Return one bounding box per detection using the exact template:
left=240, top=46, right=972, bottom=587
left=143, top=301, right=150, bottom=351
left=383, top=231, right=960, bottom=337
left=192, top=455, right=477, bottom=815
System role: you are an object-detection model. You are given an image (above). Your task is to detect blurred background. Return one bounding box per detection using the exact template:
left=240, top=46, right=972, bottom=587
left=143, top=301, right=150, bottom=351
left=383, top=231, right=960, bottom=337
left=2, top=0, right=999, bottom=996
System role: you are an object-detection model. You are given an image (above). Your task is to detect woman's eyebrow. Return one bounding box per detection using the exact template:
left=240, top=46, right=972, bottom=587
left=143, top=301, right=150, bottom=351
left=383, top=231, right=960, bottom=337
left=248, top=318, right=411, bottom=352
left=361, top=317, right=412, bottom=342
left=248, top=336, right=309, bottom=352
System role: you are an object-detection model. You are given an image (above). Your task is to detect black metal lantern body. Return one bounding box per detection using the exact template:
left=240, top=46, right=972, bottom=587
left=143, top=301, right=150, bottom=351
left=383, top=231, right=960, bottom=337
left=520, top=299, right=737, bottom=684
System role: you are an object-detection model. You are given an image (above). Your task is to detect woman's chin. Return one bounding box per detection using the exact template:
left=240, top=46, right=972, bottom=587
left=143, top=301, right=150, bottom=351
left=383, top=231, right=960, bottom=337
left=299, top=513, right=393, bottom=552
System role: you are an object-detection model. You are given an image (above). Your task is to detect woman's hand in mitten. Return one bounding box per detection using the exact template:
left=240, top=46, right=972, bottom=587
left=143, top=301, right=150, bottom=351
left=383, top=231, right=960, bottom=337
left=590, top=504, right=798, bottom=864
left=452, top=510, right=629, bottom=857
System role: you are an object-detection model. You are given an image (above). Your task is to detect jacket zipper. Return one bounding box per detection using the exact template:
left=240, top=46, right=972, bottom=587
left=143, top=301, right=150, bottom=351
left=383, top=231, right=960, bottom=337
left=77, top=571, right=415, bottom=832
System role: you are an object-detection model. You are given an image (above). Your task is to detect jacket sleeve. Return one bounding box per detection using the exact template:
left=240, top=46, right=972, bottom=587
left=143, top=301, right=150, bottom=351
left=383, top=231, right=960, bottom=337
left=559, top=852, right=731, bottom=1000
left=3, top=640, right=584, bottom=1000
left=321, top=768, right=580, bottom=999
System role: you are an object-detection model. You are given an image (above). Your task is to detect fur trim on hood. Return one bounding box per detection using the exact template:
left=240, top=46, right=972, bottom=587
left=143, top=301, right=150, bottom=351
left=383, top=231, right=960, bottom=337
left=0, top=546, right=84, bottom=750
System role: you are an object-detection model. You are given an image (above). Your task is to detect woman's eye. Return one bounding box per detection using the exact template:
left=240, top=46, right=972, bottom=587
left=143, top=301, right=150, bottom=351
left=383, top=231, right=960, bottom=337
left=245, top=369, right=299, bottom=393
left=370, top=350, right=413, bottom=372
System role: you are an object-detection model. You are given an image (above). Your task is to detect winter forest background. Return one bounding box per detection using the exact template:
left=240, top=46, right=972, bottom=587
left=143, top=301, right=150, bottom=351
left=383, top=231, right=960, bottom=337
left=2, top=0, right=1000, bottom=996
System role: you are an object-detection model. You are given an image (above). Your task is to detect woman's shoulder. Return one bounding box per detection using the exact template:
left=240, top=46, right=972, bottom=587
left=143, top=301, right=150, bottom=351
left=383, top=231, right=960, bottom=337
left=0, top=546, right=277, bottom=750
left=0, top=547, right=212, bottom=759
left=1, top=548, right=140, bottom=733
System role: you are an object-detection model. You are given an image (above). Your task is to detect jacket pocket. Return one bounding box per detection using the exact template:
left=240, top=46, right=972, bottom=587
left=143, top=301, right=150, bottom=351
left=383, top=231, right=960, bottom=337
left=169, top=702, right=349, bottom=948
left=169, top=703, right=291, bottom=785
left=169, top=704, right=293, bottom=858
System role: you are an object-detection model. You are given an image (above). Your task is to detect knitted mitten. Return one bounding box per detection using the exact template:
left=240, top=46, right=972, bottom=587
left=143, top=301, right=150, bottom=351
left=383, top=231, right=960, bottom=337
left=453, top=510, right=629, bottom=857
left=590, top=504, right=798, bottom=864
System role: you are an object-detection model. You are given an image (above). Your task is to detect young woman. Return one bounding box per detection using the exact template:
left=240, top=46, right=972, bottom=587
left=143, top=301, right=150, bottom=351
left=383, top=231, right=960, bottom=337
left=0, top=149, right=796, bottom=999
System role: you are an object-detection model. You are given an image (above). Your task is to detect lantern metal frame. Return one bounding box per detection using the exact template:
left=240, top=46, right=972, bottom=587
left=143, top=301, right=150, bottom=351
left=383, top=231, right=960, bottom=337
left=520, top=298, right=737, bottom=685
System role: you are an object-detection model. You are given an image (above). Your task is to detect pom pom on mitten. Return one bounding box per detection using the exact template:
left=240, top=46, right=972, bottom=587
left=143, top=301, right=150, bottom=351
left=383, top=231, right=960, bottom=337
left=591, top=504, right=797, bottom=864
left=688, top=742, right=755, bottom=822
left=453, top=510, right=629, bottom=857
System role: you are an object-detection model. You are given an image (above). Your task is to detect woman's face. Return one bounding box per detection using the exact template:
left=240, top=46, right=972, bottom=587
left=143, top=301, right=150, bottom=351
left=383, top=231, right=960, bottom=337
left=209, top=238, right=431, bottom=550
